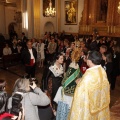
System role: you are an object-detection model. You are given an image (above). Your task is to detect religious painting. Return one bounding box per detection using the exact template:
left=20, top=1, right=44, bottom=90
left=65, top=0, right=78, bottom=25
left=43, top=0, right=55, bottom=17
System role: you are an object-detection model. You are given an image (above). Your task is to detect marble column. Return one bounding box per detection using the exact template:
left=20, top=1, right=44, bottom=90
left=33, top=0, right=40, bottom=39
left=27, top=0, right=34, bottom=39
left=107, top=0, right=116, bottom=26
left=21, top=0, right=27, bottom=35
left=15, top=0, right=22, bottom=38
left=82, top=0, right=89, bottom=25
left=91, top=0, right=97, bottom=24
left=112, top=0, right=120, bottom=26
left=57, top=0, right=61, bottom=33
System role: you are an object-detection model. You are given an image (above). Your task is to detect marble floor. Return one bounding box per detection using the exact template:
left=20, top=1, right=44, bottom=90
left=0, top=63, right=43, bottom=95
left=0, top=63, right=120, bottom=119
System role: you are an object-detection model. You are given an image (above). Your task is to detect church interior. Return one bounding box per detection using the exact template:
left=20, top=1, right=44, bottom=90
left=0, top=0, right=120, bottom=119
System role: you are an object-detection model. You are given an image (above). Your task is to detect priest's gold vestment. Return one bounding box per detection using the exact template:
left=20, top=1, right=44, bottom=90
left=69, top=65, right=110, bottom=120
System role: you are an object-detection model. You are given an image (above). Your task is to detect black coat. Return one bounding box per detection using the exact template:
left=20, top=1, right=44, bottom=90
left=89, top=40, right=98, bottom=51
left=21, top=48, right=37, bottom=65
left=112, top=52, right=120, bottom=76
left=104, top=62, right=113, bottom=83
left=41, top=65, right=63, bottom=102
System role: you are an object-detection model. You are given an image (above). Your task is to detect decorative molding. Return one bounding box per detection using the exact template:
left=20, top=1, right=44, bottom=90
left=79, top=0, right=120, bottom=37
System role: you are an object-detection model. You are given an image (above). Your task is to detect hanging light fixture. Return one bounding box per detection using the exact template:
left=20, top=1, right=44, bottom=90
left=45, top=0, right=56, bottom=17
left=118, top=2, right=120, bottom=14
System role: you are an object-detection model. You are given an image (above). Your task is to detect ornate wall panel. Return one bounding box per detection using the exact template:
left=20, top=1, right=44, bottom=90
left=79, top=0, right=120, bottom=37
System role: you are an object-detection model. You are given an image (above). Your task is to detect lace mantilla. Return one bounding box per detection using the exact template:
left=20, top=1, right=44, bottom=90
left=49, top=64, right=63, bottom=77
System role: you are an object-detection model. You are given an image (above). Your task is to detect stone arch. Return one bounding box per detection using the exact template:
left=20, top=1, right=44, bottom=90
left=44, top=22, right=54, bottom=33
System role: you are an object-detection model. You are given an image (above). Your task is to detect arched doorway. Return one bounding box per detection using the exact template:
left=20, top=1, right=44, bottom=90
left=44, top=22, right=54, bottom=33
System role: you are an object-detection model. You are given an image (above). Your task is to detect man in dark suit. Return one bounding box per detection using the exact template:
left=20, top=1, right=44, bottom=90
left=21, top=40, right=37, bottom=78
left=89, top=36, right=98, bottom=51
left=21, top=32, right=28, bottom=49
left=43, top=34, right=49, bottom=65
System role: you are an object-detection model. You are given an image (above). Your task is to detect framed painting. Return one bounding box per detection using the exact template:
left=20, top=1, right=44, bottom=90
left=65, top=0, right=78, bottom=25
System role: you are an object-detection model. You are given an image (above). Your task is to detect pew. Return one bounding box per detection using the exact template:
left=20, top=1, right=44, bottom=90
left=2, top=53, right=21, bottom=68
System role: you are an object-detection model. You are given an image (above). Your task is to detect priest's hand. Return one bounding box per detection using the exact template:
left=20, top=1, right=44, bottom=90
left=75, top=78, right=81, bottom=84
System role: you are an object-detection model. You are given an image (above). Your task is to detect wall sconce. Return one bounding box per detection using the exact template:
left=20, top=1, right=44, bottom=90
left=117, top=2, right=120, bottom=14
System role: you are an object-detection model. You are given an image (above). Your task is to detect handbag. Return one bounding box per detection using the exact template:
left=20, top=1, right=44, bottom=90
left=56, top=101, right=69, bottom=120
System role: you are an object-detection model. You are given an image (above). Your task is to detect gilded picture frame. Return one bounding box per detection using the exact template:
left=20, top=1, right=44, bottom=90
left=65, top=0, right=78, bottom=25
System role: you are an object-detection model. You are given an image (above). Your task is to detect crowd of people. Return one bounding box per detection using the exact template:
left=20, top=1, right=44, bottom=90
left=0, top=31, right=120, bottom=120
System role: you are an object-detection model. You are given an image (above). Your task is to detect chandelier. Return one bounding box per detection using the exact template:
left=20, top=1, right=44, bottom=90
left=118, top=2, right=120, bottom=14
left=45, top=0, right=56, bottom=17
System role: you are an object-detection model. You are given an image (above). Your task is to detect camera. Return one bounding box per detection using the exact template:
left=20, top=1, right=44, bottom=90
left=10, top=93, right=23, bottom=116
left=29, top=78, right=38, bottom=85
left=0, top=80, right=7, bottom=114
left=0, top=91, right=7, bottom=114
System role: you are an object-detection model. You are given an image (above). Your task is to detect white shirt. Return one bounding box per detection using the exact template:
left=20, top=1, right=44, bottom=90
left=29, top=49, right=35, bottom=63
left=3, top=47, right=12, bottom=55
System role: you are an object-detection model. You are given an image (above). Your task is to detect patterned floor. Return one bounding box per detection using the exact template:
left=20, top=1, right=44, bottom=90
left=0, top=64, right=120, bottom=119
left=111, top=98, right=120, bottom=120
left=110, top=76, right=120, bottom=120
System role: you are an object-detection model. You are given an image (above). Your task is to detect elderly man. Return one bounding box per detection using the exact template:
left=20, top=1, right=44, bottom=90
left=21, top=40, right=37, bottom=78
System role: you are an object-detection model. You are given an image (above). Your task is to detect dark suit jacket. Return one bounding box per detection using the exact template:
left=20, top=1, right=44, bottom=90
left=89, top=40, right=98, bottom=51
left=22, top=36, right=28, bottom=43
left=21, top=48, right=37, bottom=65
left=105, top=62, right=113, bottom=83
left=44, top=39, right=48, bottom=51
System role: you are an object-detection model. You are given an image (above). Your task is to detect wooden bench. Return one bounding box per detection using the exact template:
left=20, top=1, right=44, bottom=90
left=2, top=53, right=21, bottom=68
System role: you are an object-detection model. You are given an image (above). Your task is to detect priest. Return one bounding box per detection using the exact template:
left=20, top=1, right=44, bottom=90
left=69, top=51, right=110, bottom=120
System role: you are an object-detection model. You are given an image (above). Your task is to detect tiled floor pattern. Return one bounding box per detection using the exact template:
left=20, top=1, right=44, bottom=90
left=0, top=64, right=120, bottom=119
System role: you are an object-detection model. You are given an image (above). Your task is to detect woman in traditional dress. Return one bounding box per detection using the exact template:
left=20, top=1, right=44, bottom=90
left=39, top=53, right=64, bottom=120
left=42, top=53, right=64, bottom=108
left=54, top=48, right=82, bottom=120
